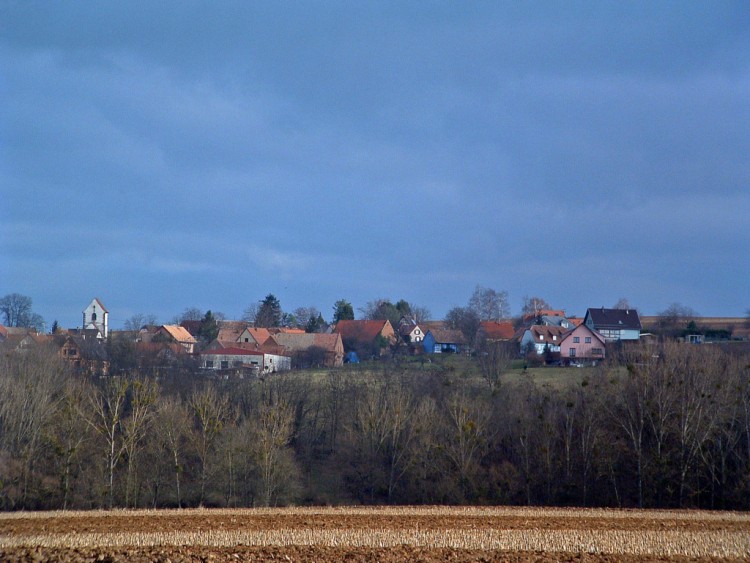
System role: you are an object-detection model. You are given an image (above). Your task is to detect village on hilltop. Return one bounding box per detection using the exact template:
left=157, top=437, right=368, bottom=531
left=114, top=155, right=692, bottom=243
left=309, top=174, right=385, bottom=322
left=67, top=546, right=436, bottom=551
left=2, top=295, right=748, bottom=378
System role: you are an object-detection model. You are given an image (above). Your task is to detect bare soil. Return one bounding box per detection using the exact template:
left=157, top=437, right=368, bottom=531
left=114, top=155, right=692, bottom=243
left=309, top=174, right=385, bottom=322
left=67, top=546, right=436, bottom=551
left=1, top=507, right=748, bottom=562
left=1, top=545, right=740, bottom=562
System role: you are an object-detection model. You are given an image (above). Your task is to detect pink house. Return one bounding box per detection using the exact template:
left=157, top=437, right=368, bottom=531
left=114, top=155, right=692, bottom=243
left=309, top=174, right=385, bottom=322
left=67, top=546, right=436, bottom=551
left=559, top=324, right=606, bottom=363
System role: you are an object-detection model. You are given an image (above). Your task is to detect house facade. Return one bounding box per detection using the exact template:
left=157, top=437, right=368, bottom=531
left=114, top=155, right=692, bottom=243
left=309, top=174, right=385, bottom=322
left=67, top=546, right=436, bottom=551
left=269, top=332, right=344, bottom=367
left=519, top=325, right=567, bottom=355
left=156, top=325, right=198, bottom=353
left=200, top=347, right=290, bottom=374
left=57, top=334, right=110, bottom=375
left=584, top=308, right=642, bottom=341
left=399, top=323, right=425, bottom=343
left=423, top=328, right=466, bottom=354
left=333, top=320, right=397, bottom=354
left=559, top=324, right=606, bottom=363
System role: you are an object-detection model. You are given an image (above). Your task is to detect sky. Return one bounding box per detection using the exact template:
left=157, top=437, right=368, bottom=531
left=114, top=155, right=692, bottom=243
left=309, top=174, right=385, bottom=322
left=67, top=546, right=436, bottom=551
left=1, top=1, right=749, bottom=329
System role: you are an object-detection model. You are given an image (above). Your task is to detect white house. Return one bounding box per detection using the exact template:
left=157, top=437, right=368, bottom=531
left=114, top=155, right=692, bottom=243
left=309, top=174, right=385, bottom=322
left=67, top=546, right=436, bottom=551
left=584, top=308, right=642, bottom=341
left=519, top=325, right=567, bottom=355
left=200, top=347, right=291, bottom=374
left=83, top=298, right=109, bottom=338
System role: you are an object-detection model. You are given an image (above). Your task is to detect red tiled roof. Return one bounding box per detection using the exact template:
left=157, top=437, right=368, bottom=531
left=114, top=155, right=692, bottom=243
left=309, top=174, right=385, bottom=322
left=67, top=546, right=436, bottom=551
left=427, top=328, right=467, bottom=345
left=333, top=320, right=393, bottom=342
left=271, top=332, right=343, bottom=354
left=242, top=327, right=272, bottom=345
left=216, top=321, right=250, bottom=342
left=528, top=325, right=568, bottom=343
left=160, top=325, right=197, bottom=344
left=479, top=321, right=515, bottom=340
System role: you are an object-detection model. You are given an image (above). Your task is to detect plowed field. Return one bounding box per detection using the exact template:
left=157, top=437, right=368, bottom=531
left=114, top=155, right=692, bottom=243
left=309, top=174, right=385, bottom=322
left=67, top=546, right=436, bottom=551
left=1, top=506, right=748, bottom=561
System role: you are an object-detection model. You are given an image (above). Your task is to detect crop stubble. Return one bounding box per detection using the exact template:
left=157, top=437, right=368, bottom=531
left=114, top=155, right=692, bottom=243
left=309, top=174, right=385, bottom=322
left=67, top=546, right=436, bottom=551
left=1, top=506, right=748, bottom=562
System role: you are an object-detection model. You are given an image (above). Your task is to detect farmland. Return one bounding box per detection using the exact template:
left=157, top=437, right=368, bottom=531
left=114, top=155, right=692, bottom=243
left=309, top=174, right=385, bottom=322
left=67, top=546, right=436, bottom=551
left=1, top=506, right=749, bottom=561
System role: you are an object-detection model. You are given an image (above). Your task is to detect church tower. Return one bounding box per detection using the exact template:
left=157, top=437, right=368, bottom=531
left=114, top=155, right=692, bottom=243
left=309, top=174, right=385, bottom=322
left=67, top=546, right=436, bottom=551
left=83, top=298, right=109, bottom=338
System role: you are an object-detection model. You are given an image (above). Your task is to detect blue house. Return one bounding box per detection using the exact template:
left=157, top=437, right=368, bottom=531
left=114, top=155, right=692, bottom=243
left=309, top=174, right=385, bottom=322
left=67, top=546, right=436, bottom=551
left=423, top=328, right=467, bottom=354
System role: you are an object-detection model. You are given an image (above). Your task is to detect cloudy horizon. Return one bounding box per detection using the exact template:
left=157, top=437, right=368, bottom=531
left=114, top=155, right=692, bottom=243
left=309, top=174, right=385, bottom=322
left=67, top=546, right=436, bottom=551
left=2, top=2, right=748, bottom=329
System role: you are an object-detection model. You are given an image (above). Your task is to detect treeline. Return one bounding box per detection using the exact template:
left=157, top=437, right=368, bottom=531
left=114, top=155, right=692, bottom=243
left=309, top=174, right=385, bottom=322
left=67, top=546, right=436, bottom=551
left=1, top=342, right=749, bottom=510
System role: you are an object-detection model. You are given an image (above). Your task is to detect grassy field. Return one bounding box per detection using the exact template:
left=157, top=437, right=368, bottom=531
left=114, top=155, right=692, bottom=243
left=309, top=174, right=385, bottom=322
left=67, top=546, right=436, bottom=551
left=298, top=354, right=593, bottom=392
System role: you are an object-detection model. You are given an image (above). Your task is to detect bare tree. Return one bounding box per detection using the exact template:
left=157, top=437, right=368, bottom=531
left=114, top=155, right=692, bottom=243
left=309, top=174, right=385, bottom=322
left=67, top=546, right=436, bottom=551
left=468, top=285, right=510, bottom=321
left=477, top=341, right=515, bottom=392
left=154, top=395, right=192, bottom=507
left=670, top=345, right=729, bottom=506
left=657, top=302, right=698, bottom=334
left=250, top=399, right=299, bottom=507
left=79, top=377, right=130, bottom=508
left=291, top=306, right=321, bottom=329
left=607, top=358, right=649, bottom=508
left=521, top=296, right=552, bottom=318
left=409, top=304, right=431, bottom=324
left=122, top=377, right=157, bottom=507
left=123, top=313, right=158, bottom=331
left=444, top=306, right=480, bottom=344
left=0, top=293, right=45, bottom=331
left=440, top=382, right=491, bottom=501
left=52, top=379, right=89, bottom=510
left=613, top=298, right=632, bottom=310
left=189, top=385, right=232, bottom=505
left=0, top=346, right=66, bottom=508
left=242, top=303, right=259, bottom=324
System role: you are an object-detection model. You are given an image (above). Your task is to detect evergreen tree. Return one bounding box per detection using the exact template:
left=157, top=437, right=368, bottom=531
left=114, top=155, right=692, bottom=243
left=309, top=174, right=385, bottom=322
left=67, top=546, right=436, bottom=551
left=332, top=299, right=354, bottom=323
left=198, top=310, right=219, bottom=342
left=255, top=294, right=283, bottom=327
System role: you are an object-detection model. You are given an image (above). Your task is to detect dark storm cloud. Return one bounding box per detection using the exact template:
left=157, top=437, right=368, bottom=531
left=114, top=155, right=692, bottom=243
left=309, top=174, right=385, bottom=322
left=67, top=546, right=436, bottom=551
left=1, top=2, right=748, bottom=326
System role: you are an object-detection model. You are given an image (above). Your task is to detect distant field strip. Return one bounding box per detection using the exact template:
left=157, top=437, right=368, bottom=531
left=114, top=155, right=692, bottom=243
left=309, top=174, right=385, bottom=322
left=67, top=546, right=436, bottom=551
left=2, top=528, right=749, bottom=557
left=2, top=506, right=748, bottom=521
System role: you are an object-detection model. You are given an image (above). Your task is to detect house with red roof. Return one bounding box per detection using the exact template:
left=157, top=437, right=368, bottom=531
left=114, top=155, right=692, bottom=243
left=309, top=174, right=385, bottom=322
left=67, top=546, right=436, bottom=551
left=333, top=319, right=396, bottom=355
left=155, top=325, right=198, bottom=353
left=269, top=332, right=344, bottom=367
left=423, top=328, right=467, bottom=354
left=519, top=325, right=568, bottom=356
left=476, top=321, right=515, bottom=343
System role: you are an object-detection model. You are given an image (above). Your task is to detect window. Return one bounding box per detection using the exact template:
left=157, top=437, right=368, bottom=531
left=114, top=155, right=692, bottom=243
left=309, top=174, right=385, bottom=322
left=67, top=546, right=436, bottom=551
left=68, top=348, right=77, bottom=356
left=573, top=337, right=580, bottom=343
left=592, top=348, right=603, bottom=356
left=205, top=360, right=214, bottom=368
left=569, top=348, right=576, bottom=357
left=91, top=312, right=97, bottom=321
left=585, top=336, right=592, bottom=343
left=552, top=335, right=557, bottom=341
left=244, top=338, right=249, bottom=342
left=221, top=361, right=229, bottom=369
